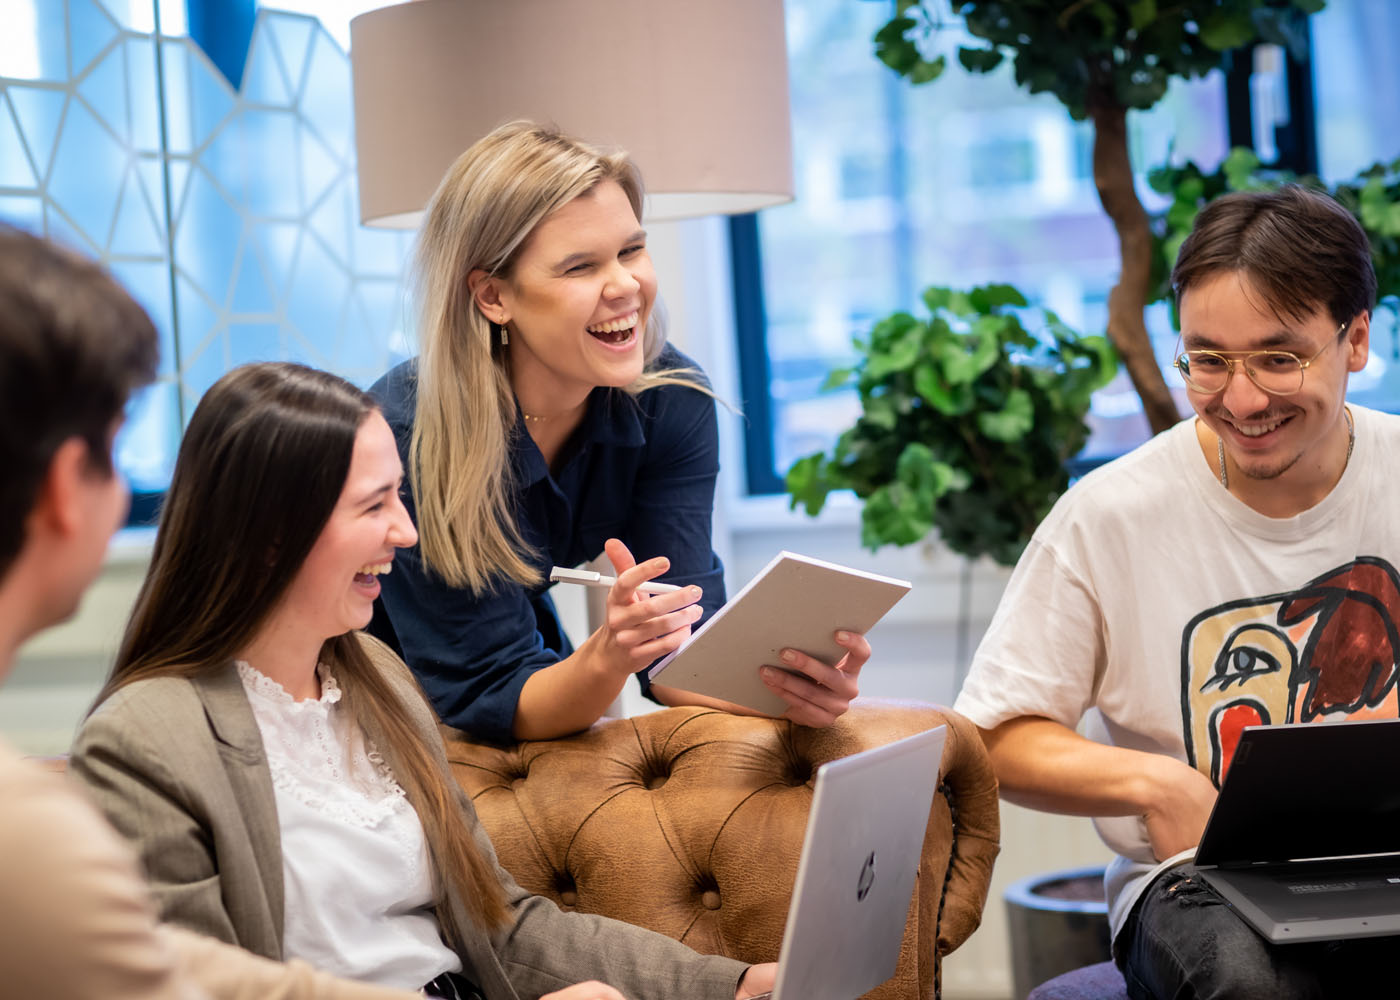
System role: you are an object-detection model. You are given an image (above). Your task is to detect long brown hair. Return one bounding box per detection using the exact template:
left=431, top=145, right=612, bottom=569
left=96, top=362, right=507, bottom=934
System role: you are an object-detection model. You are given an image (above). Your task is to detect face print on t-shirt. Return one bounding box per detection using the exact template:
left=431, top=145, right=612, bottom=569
left=1180, top=557, right=1400, bottom=786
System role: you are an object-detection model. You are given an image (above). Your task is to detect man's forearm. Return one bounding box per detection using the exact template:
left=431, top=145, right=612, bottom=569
left=982, top=716, right=1165, bottom=815
left=980, top=715, right=1217, bottom=860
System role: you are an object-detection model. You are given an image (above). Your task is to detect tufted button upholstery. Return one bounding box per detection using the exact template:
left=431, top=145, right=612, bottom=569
left=442, top=700, right=1000, bottom=1000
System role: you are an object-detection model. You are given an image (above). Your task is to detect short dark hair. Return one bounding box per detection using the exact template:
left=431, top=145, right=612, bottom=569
left=1171, top=184, right=1377, bottom=327
left=0, top=226, right=158, bottom=577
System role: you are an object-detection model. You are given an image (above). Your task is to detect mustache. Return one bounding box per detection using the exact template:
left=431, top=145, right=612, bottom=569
left=1205, top=404, right=1296, bottom=423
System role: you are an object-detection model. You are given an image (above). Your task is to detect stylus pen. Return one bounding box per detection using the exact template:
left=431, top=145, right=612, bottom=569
left=549, top=566, right=683, bottom=594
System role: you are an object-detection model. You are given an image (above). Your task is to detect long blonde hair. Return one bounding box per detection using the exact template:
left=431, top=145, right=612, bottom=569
left=410, top=121, right=706, bottom=592
left=96, top=363, right=508, bottom=936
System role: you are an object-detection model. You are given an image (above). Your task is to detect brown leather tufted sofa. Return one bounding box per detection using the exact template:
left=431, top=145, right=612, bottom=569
left=441, top=700, right=1000, bottom=1000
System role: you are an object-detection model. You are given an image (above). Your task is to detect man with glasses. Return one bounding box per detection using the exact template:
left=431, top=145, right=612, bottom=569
left=955, top=185, right=1396, bottom=996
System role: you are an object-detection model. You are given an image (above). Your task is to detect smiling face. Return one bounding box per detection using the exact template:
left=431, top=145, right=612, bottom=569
left=1179, top=270, right=1368, bottom=497
left=277, top=411, right=417, bottom=642
left=475, top=180, right=656, bottom=413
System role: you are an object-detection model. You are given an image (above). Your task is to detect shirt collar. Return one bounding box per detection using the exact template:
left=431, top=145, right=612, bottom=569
left=511, top=388, right=646, bottom=486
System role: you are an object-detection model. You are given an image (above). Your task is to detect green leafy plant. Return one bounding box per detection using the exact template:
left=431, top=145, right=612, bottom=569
left=785, top=284, right=1117, bottom=566
left=1149, top=148, right=1400, bottom=316
left=872, top=0, right=1326, bottom=435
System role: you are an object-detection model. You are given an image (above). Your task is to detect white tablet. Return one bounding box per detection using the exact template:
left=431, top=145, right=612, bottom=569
left=647, top=551, right=912, bottom=714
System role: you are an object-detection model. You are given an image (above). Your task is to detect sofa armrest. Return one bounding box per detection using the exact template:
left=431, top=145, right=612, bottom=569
left=441, top=699, right=999, bottom=1000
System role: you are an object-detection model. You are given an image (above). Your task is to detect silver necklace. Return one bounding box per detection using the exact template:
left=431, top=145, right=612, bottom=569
left=1217, top=406, right=1354, bottom=489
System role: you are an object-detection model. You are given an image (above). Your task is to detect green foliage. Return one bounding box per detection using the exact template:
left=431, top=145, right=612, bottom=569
left=874, top=1, right=1315, bottom=120
left=1148, top=149, right=1400, bottom=315
left=785, top=284, right=1118, bottom=565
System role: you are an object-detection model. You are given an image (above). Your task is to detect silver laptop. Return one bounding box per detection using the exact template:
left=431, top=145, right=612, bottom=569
left=1191, top=718, right=1400, bottom=943
left=760, top=725, right=946, bottom=1000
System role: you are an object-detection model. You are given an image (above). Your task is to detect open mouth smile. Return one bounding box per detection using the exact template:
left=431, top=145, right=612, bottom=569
left=586, top=310, right=639, bottom=346
left=1233, top=416, right=1288, bottom=438
left=353, top=562, right=392, bottom=589
left=1217, top=411, right=1294, bottom=445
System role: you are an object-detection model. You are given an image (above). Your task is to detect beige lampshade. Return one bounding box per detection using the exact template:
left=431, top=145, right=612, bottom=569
left=349, top=0, right=794, bottom=228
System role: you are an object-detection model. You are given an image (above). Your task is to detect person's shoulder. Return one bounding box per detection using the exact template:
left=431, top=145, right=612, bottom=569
left=356, top=631, right=415, bottom=686
left=652, top=341, right=701, bottom=369
left=368, top=358, right=419, bottom=432
left=0, top=753, right=149, bottom=934
left=354, top=632, right=433, bottom=710
left=0, top=750, right=194, bottom=1000
left=647, top=344, right=713, bottom=392
left=1353, top=403, right=1400, bottom=438
left=637, top=344, right=716, bottom=431
left=0, top=750, right=159, bottom=904
left=93, top=673, right=199, bottom=716
left=77, top=674, right=202, bottom=752
left=0, top=749, right=66, bottom=816
left=1039, top=418, right=1196, bottom=533
left=350, top=632, right=441, bottom=738
left=0, top=752, right=111, bottom=850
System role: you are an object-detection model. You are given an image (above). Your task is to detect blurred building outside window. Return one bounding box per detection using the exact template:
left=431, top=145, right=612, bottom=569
left=739, top=0, right=1398, bottom=496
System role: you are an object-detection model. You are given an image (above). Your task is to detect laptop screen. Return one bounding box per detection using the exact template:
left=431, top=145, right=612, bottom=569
left=1194, top=719, right=1400, bottom=868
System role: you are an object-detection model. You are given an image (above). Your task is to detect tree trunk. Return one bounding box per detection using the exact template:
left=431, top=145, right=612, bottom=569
left=1089, top=102, right=1182, bottom=434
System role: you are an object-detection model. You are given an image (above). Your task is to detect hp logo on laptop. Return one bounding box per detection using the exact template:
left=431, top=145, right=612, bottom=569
left=856, top=851, right=876, bottom=901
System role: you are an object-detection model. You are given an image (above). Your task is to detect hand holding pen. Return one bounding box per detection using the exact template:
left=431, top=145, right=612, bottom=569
left=554, top=538, right=703, bottom=676
left=549, top=567, right=681, bottom=594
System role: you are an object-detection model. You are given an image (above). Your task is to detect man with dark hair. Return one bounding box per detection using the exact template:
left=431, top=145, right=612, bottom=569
left=956, top=185, right=1396, bottom=996
left=0, top=225, right=419, bottom=999
left=0, top=225, right=158, bottom=612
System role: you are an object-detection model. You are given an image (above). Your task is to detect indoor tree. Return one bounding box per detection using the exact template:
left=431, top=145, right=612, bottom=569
left=872, top=0, right=1325, bottom=434
left=1149, top=147, right=1400, bottom=319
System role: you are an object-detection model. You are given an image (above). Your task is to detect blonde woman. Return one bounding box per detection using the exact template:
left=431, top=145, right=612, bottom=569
left=369, top=122, right=870, bottom=743
left=71, top=362, right=776, bottom=1000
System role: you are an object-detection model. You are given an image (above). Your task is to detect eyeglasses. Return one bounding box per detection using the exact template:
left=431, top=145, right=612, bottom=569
left=1173, top=323, right=1349, bottom=396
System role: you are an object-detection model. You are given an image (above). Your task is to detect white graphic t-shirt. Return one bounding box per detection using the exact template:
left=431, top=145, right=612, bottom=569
left=955, top=405, right=1400, bottom=943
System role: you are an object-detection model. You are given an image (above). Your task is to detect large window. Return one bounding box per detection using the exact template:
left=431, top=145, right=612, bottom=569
left=736, top=0, right=1398, bottom=496
left=6, top=1, right=1396, bottom=507
left=1311, top=0, right=1400, bottom=410
left=0, top=0, right=410, bottom=516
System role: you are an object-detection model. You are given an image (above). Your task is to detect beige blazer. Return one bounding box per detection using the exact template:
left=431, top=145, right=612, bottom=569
left=69, top=636, right=746, bottom=1000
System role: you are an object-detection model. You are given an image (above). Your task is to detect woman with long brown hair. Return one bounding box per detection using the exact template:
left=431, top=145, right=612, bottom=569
left=70, top=362, right=773, bottom=1000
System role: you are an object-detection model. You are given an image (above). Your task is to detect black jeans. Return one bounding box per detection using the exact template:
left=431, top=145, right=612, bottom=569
left=1118, top=867, right=1394, bottom=1000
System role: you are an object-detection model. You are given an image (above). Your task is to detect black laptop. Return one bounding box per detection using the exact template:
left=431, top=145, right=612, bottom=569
left=1190, top=718, right=1400, bottom=943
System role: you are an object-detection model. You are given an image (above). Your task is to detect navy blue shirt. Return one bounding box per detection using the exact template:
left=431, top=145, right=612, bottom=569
left=368, top=346, right=725, bottom=743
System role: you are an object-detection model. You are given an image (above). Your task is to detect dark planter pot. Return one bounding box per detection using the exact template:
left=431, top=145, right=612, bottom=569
left=1004, top=865, right=1112, bottom=999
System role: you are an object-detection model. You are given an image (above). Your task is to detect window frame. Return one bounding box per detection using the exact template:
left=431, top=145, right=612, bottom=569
left=730, top=14, right=1321, bottom=498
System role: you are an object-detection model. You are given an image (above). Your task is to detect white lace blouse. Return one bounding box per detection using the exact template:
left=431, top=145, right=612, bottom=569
left=237, top=662, right=461, bottom=989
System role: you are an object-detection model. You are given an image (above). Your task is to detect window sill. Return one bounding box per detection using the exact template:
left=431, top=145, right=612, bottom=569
left=724, top=489, right=862, bottom=534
